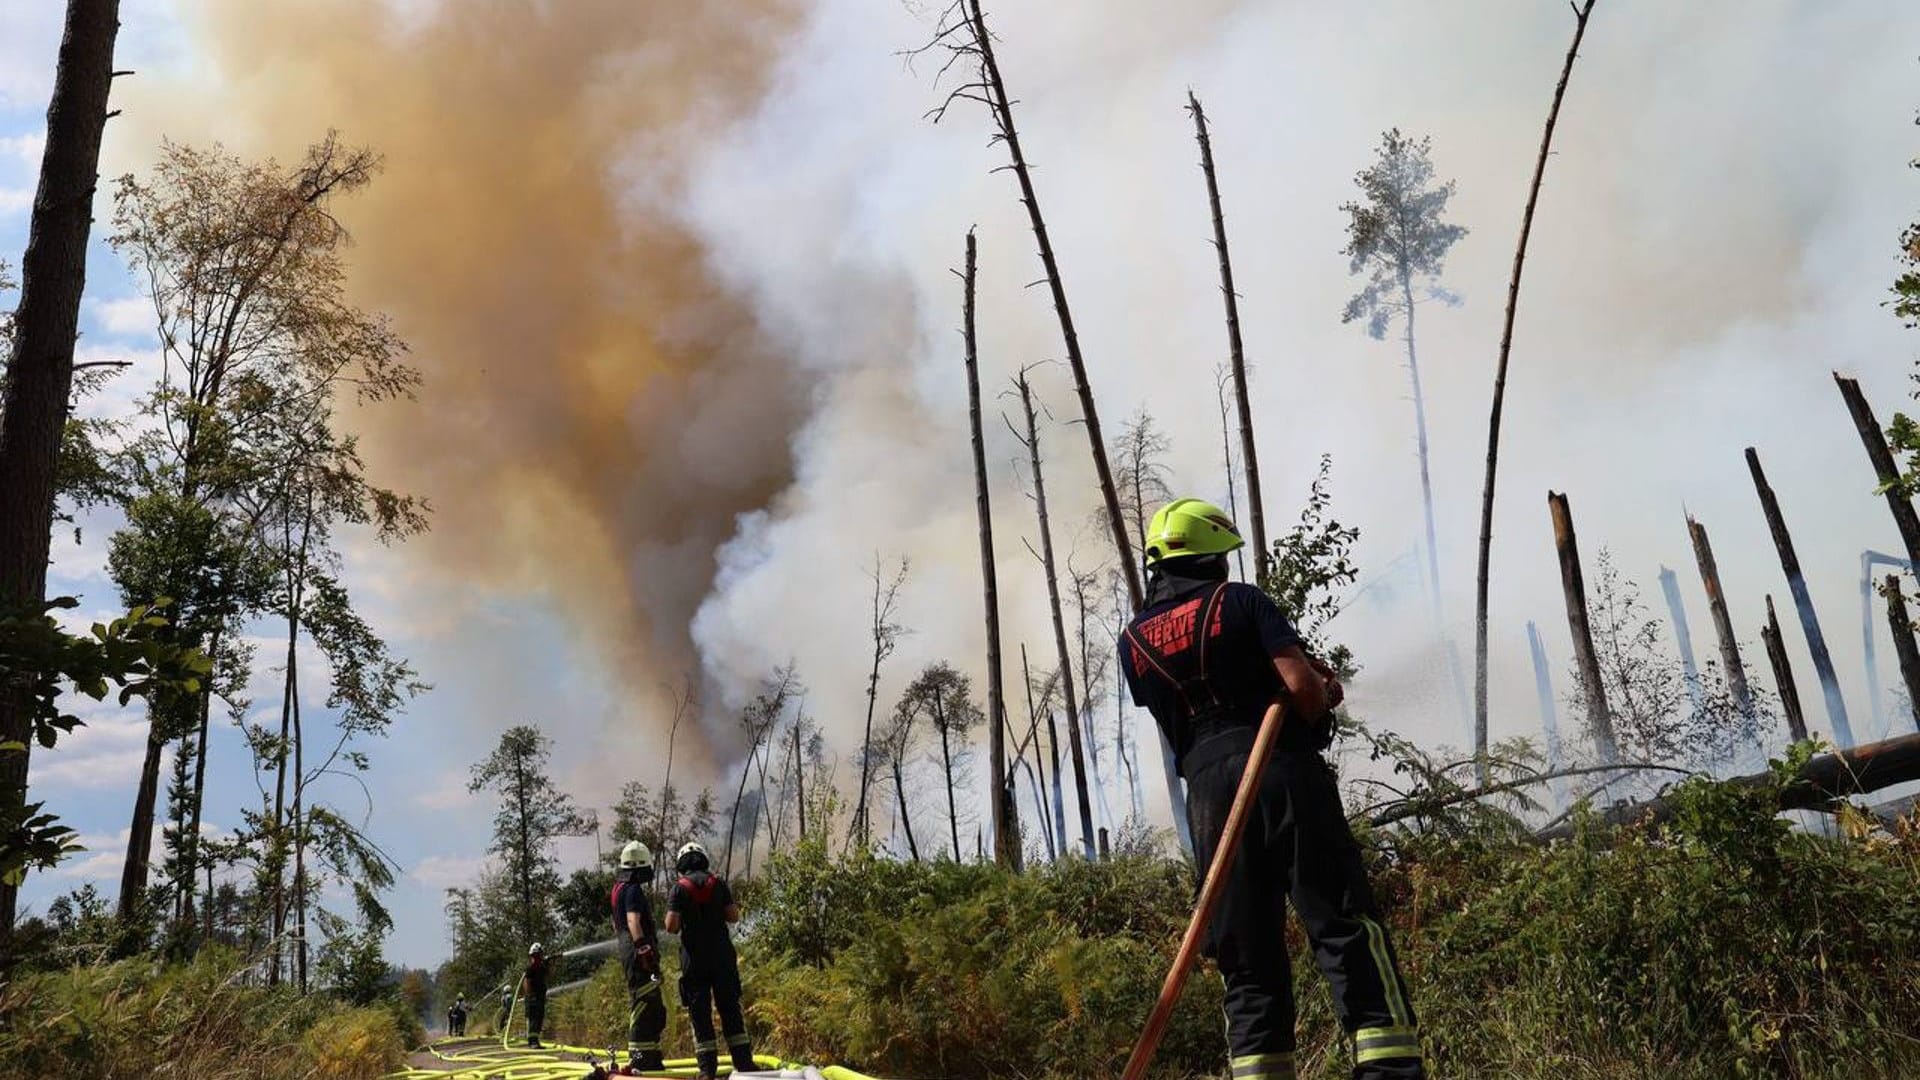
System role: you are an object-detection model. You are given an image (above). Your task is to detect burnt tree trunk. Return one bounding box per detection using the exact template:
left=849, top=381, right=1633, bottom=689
left=1884, top=575, right=1920, bottom=733
left=959, top=0, right=1187, bottom=848
left=961, top=231, right=1020, bottom=871
left=1014, top=370, right=1096, bottom=858
left=1548, top=491, right=1617, bottom=760
left=1472, top=0, right=1598, bottom=784
left=1017, top=645, right=1058, bottom=860
left=1188, top=92, right=1268, bottom=582
left=1763, top=595, right=1809, bottom=744
left=1656, top=566, right=1703, bottom=708
left=891, top=759, right=920, bottom=864
left=1688, top=515, right=1753, bottom=715
left=1747, top=447, right=1852, bottom=746
left=1835, top=373, right=1920, bottom=569
left=0, top=0, right=123, bottom=942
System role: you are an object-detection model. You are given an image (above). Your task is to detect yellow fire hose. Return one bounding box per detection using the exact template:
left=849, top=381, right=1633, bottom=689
left=384, top=1037, right=882, bottom=1079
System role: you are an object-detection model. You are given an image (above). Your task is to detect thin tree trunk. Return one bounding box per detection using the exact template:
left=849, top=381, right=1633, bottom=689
left=935, top=692, right=960, bottom=860
left=1763, top=595, right=1809, bottom=744
left=117, top=719, right=165, bottom=924
left=269, top=516, right=308, bottom=984
left=962, top=231, right=1019, bottom=870
left=854, top=572, right=885, bottom=848
left=292, top=667, right=308, bottom=994
left=1657, top=566, right=1702, bottom=708
left=1015, top=370, right=1096, bottom=858
left=1864, top=553, right=1887, bottom=736
left=1398, top=274, right=1444, bottom=627
left=1018, top=646, right=1058, bottom=861
left=792, top=715, right=807, bottom=841
left=1884, top=575, right=1920, bottom=733
left=1548, top=491, right=1617, bottom=761
left=891, top=760, right=919, bottom=863
left=1747, top=447, right=1852, bottom=746
left=1836, top=374, right=1920, bottom=569
left=0, top=0, right=123, bottom=943
left=1472, top=0, right=1598, bottom=783
left=1188, top=91, right=1267, bottom=581
left=1212, top=370, right=1246, bottom=581
left=1525, top=620, right=1565, bottom=809
left=179, top=633, right=218, bottom=935
left=657, top=684, right=686, bottom=849
left=1688, top=515, right=1754, bottom=715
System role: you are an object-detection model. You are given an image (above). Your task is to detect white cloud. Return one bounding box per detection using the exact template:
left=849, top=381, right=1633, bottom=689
left=0, top=130, right=42, bottom=168
left=412, top=768, right=479, bottom=811
left=88, top=295, right=157, bottom=338
left=0, top=186, right=29, bottom=214
left=31, top=705, right=156, bottom=793
left=408, top=853, right=489, bottom=891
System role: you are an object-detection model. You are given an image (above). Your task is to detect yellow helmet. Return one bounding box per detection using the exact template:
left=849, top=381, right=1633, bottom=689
left=1144, top=498, right=1244, bottom=566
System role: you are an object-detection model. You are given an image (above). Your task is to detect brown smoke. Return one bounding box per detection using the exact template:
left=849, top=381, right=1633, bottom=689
left=133, top=0, right=805, bottom=749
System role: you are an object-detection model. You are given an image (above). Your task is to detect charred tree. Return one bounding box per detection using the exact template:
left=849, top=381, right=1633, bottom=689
left=0, top=0, right=123, bottom=940
left=1008, top=368, right=1096, bottom=858
left=960, top=231, right=1020, bottom=870
left=1188, top=91, right=1268, bottom=582
left=1688, top=515, right=1754, bottom=716
left=1763, top=595, right=1809, bottom=744
left=1747, top=447, right=1852, bottom=746
left=1884, top=575, right=1920, bottom=732
left=1472, top=0, right=1598, bottom=782
left=1548, top=491, right=1618, bottom=761
left=1835, top=373, right=1920, bottom=569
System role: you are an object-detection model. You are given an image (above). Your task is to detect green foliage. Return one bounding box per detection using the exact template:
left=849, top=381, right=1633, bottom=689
left=468, top=724, right=590, bottom=949
left=1262, top=455, right=1360, bottom=676
left=0, top=596, right=210, bottom=886
left=1881, top=108, right=1920, bottom=497
left=0, top=949, right=411, bottom=1079
left=1340, top=128, right=1467, bottom=339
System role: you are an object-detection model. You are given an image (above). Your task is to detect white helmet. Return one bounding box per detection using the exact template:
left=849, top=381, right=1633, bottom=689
left=528, top=942, right=544, bottom=955
left=619, top=840, right=653, bottom=870
left=675, top=841, right=710, bottom=871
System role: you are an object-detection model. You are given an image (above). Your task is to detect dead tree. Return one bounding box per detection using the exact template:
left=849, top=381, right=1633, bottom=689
left=1017, top=644, right=1058, bottom=860
left=1864, top=550, right=1914, bottom=731
left=1884, top=575, right=1920, bottom=732
left=1688, top=514, right=1754, bottom=715
left=1656, top=566, right=1703, bottom=708
left=1548, top=491, right=1618, bottom=761
left=960, top=231, right=1020, bottom=870
left=1022, top=644, right=1067, bottom=857
left=1747, top=447, right=1852, bottom=746
left=1213, top=367, right=1248, bottom=581
left=851, top=556, right=908, bottom=849
left=1526, top=620, right=1566, bottom=808
left=1762, top=596, right=1809, bottom=743
left=0, top=0, right=123, bottom=940
left=1188, top=91, right=1268, bottom=581
left=1472, top=0, right=1598, bottom=782
left=1007, top=368, right=1096, bottom=858
left=1835, top=373, right=1920, bottom=568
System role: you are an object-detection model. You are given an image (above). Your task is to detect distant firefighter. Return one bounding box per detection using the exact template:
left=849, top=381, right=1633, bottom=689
left=521, top=942, right=549, bottom=1049
left=447, top=995, right=468, bottom=1037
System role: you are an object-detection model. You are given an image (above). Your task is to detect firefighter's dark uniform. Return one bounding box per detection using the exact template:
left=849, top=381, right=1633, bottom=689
left=448, top=997, right=467, bottom=1036
left=1121, top=565, right=1424, bottom=1080
left=612, top=868, right=668, bottom=1069
left=521, top=954, right=549, bottom=1047
left=668, top=870, right=754, bottom=1077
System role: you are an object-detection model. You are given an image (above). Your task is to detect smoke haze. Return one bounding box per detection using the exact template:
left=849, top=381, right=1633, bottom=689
left=128, top=1, right=1920, bottom=827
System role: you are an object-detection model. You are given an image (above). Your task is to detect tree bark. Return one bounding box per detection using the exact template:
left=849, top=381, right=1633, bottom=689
left=961, top=232, right=1020, bottom=871
left=891, top=759, right=919, bottom=863
left=1883, top=575, right=1920, bottom=733
left=116, top=719, right=165, bottom=924
left=0, top=0, right=123, bottom=943
left=178, top=636, right=217, bottom=935
left=1747, top=447, right=1852, bottom=746
left=1763, top=595, right=1809, bottom=744
left=1688, top=515, right=1753, bottom=715
left=1548, top=491, right=1617, bottom=761
left=1472, top=0, right=1597, bottom=784
left=1015, top=370, right=1096, bottom=858
left=1835, top=373, right=1920, bottom=569
left=1212, top=372, right=1246, bottom=582
left=935, top=691, right=961, bottom=860
left=1535, top=731, right=1920, bottom=841
left=1187, top=92, right=1268, bottom=582
left=853, top=570, right=886, bottom=849
left=1018, top=645, right=1058, bottom=861
left=292, top=667, right=308, bottom=993
left=792, top=715, right=806, bottom=841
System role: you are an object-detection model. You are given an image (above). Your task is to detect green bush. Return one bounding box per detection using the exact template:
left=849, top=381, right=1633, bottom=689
left=0, top=949, right=412, bottom=1080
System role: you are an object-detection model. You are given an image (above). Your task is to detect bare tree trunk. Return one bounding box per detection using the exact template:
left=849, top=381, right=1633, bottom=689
left=1835, top=374, right=1920, bottom=569
left=1864, top=553, right=1887, bottom=735
left=1212, top=370, right=1247, bottom=581
left=1884, top=575, right=1920, bottom=733
left=179, top=633, right=218, bottom=938
left=1656, top=566, right=1702, bottom=709
left=891, top=759, right=919, bottom=863
left=1763, top=595, right=1809, bottom=744
left=1018, top=645, right=1058, bottom=861
left=1014, top=370, right=1096, bottom=858
left=292, top=665, right=308, bottom=994
left=1688, top=515, right=1754, bottom=715
left=1525, top=620, right=1565, bottom=809
left=1747, top=447, right=1852, bottom=746
left=960, top=232, right=1020, bottom=871
left=0, top=0, right=123, bottom=943
left=854, top=573, right=884, bottom=848
left=657, top=681, right=689, bottom=848
left=1472, top=0, right=1598, bottom=783
left=933, top=691, right=961, bottom=860
left=791, top=715, right=807, bottom=841
left=1548, top=491, right=1618, bottom=760
left=117, top=721, right=164, bottom=924
left=1188, top=92, right=1267, bottom=581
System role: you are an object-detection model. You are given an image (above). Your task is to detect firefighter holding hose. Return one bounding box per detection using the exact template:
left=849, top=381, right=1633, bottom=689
left=612, top=840, right=668, bottom=1073
left=666, top=842, right=755, bottom=1080
left=1120, top=499, right=1425, bottom=1080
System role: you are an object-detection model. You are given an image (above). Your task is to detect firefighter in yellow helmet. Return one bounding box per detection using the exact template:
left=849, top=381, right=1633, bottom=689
left=611, top=840, right=666, bottom=1073
left=1120, top=499, right=1424, bottom=1080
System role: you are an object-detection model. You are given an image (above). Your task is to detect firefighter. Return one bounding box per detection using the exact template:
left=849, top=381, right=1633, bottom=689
left=1119, top=498, right=1425, bottom=1080
left=521, top=942, right=550, bottom=1049
left=448, top=994, right=467, bottom=1037
left=665, top=842, right=753, bottom=1080
left=613, top=840, right=667, bottom=1073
